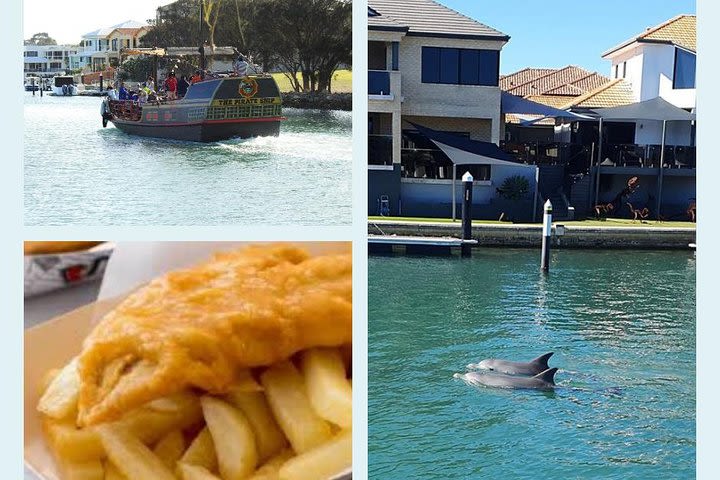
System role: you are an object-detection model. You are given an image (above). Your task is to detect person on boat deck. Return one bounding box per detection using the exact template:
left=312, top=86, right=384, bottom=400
left=190, top=70, right=202, bottom=84
left=118, top=82, right=129, bottom=100
left=164, top=71, right=178, bottom=100
left=146, top=76, right=155, bottom=91
left=177, top=75, right=190, bottom=97
left=233, top=54, right=249, bottom=77
left=106, top=84, right=119, bottom=101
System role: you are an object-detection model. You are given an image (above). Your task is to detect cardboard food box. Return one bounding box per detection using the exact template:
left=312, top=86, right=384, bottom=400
left=24, top=243, right=114, bottom=298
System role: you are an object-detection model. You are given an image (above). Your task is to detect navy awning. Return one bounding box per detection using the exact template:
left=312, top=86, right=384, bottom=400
left=501, top=91, right=589, bottom=119
left=408, top=122, right=533, bottom=168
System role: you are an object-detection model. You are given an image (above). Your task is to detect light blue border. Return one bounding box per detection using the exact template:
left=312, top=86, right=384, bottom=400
left=351, top=0, right=369, bottom=478
left=3, top=0, right=24, bottom=477
left=696, top=0, right=718, bottom=478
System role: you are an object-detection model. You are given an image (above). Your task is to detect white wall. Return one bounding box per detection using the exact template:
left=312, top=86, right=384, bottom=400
left=607, top=43, right=696, bottom=109
left=609, top=45, right=644, bottom=101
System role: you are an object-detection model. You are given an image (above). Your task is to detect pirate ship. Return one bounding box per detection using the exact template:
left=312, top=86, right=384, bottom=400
left=102, top=71, right=283, bottom=142
left=100, top=0, right=283, bottom=143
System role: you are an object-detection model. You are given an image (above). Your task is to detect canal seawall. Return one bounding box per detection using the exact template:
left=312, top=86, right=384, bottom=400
left=281, top=92, right=352, bottom=111
left=368, top=221, right=696, bottom=250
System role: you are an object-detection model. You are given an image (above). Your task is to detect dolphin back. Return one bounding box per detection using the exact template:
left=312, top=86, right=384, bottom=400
left=530, top=352, right=554, bottom=370
left=533, top=367, right=558, bottom=385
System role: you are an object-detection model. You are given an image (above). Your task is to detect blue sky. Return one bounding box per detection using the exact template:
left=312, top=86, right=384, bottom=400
left=440, top=0, right=696, bottom=76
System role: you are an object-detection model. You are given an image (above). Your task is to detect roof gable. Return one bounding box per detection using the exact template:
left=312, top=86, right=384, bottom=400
left=602, top=14, right=696, bottom=57
left=368, top=0, right=508, bottom=40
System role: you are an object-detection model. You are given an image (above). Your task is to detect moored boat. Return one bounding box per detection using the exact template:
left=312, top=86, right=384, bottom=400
left=52, top=76, right=84, bottom=96
left=101, top=75, right=283, bottom=142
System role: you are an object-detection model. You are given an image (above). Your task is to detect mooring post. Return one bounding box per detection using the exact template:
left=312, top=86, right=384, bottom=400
left=31, top=77, right=35, bottom=96
left=541, top=199, right=552, bottom=272
left=39, top=78, right=43, bottom=97
left=461, top=171, right=474, bottom=258
left=100, top=73, right=104, bottom=91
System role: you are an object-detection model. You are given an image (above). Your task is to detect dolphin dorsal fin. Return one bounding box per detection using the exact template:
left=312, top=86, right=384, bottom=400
left=533, top=367, right=558, bottom=384
left=530, top=352, right=554, bottom=369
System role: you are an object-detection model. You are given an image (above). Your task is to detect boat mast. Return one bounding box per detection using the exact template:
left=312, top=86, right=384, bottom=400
left=199, top=0, right=207, bottom=71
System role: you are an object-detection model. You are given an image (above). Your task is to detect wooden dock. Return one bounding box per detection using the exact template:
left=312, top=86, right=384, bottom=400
left=368, top=235, right=476, bottom=255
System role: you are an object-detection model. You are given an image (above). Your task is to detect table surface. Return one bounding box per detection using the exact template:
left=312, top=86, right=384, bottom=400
left=24, top=279, right=102, bottom=480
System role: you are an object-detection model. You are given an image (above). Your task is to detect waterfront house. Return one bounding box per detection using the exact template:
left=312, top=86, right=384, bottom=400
left=23, top=45, right=79, bottom=77
left=368, top=0, right=540, bottom=220
left=501, top=15, right=696, bottom=221
left=69, top=20, right=150, bottom=72
left=600, top=15, right=695, bottom=148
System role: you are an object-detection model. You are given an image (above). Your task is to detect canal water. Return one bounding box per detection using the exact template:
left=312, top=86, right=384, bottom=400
left=369, top=249, right=695, bottom=479
left=24, top=94, right=351, bottom=225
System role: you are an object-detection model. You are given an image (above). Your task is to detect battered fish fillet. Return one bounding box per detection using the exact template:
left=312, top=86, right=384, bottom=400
left=77, top=244, right=351, bottom=426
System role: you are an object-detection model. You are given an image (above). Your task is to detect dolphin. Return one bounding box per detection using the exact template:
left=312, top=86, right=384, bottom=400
left=466, top=352, right=554, bottom=376
left=454, top=367, right=558, bottom=390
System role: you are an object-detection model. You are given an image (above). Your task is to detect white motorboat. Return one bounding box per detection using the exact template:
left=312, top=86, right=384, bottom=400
left=51, top=76, right=85, bottom=96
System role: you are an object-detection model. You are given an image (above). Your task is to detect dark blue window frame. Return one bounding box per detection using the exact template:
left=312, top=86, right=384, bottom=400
left=421, top=47, right=499, bottom=86
left=673, top=48, right=696, bottom=89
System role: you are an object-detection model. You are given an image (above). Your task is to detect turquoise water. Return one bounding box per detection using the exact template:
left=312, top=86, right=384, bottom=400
left=369, top=250, right=695, bottom=479
left=24, top=94, right=351, bottom=226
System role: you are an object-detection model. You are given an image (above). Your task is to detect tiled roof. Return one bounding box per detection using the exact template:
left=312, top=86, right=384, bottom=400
left=500, top=68, right=555, bottom=91
left=83, top=20, right=147, bottom=38
left=368, top=0, right=508, bottom=40
left=503, top=66, right=609, bottom=97
left=560, top=79, right=635, bottom=109
left=603, top=14, right=696, bottom=57
left=524, top=95, right=575, bottom=109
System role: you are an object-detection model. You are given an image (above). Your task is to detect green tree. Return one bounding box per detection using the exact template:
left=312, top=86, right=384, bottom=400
left=140, top=0, right=351, bottom=93
left=25, top=32, right=57, bottom=46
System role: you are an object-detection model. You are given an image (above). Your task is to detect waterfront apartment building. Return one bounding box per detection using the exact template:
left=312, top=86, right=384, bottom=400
left=23, top=45, right=79, bottom=76
left=368, top=0, right=513, bottom=217
left=69, top=20, right=150, bottom=72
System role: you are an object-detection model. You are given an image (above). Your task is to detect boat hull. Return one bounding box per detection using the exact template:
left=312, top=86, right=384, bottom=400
left=110, top=118, right=281, bottom=142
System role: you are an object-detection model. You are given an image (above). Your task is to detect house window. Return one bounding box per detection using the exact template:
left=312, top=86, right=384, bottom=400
left=673, top=48, right=696, bottom=89
left=622, top=61, right=627, bottom=78
left=422, top=47, right=499, bottom=86
left=25, top=51, right=38, bottom=57
left=614, top=64, right=618, bottom=79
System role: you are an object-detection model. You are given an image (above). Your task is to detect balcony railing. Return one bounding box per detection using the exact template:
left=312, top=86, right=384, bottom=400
left=369, top=134, right=393, bottom=166
left=369, top=70, right=391, bottom=96
left=501, top=141, right=696, bottom=172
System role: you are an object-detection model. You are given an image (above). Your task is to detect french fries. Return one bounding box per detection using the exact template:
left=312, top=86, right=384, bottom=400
left=224, top=390, right=287, bottom=462
left=37, top=357, right=80, bottom=420
left=178, top=463, right=223, bottom=480
left=300, top=348, right=352, bottom=428
left=201, top=396, right=258, bottom=480
left=103, top=462, right=127, bottom=480
left=153, top=429, right=185, bottom=469
left=96, top=424, right=177, bottom=480
left=180, top=426, right=218, bottom=472
left=58, top=459, right=104, bottom=480
left=260, top=361, right=333, bottom=454
left=37, top=347, right=352, bottom=480
left=279, top=430, right=352, bottom=480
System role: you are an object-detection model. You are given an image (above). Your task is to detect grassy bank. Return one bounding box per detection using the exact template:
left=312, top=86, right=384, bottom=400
left=369, top=216, right=696, bottom=228
left=272, top=69, right=352, bottom=93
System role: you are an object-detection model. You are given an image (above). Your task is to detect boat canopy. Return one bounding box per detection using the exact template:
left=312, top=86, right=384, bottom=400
left=408, top=122, right=532, bottom=167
